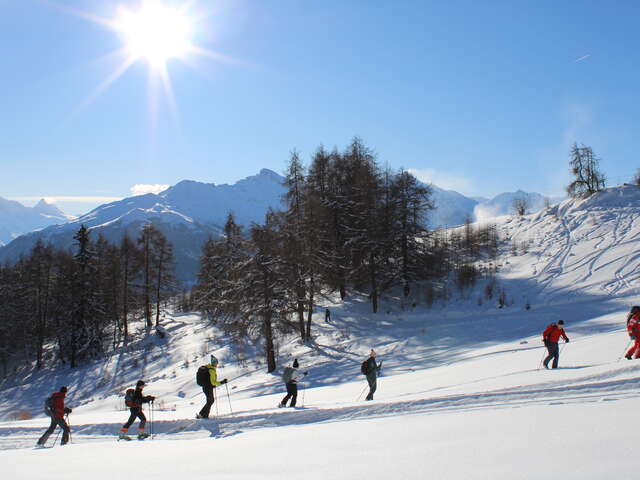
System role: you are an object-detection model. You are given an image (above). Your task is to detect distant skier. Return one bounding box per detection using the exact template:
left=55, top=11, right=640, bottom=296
left=625, top=306, right=640, bottom=360
left=325, top=308, right=331, bottom=324
left=119, top=380, right=155, bottom=440
left=279, top=359, right=307, bottom=408
left=542, top=320, right=569, bottom=369
left=196, top=355, right=227, bottom=419
left=36, top=386, right=72, bottom=447
left=362, top=349, right=382, bottom=400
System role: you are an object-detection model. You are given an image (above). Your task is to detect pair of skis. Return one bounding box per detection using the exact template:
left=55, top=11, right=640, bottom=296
left=118, top=432, right=150, bottom=441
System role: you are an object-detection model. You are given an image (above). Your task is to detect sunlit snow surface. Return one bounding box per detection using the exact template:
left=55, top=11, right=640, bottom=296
left=2, top=185, right=640, bottom=479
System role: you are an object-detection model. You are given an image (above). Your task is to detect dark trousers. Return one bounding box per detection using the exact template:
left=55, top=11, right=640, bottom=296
left=544, top=340, right=560, bottom=368
left=122, top=407, right=146, bottom=430
left=38, top=416, right=70, bottom=445
left=281, top=382, right=298, bottom=407
left=366, top=375, right=377, bottom=400
left=199, top=385, right=215, bottom=418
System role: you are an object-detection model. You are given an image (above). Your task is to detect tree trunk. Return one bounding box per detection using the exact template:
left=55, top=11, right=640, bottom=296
left=144, top=241, right=152, bottom=328
left=155, top=253, right=164, bottom=328
left=370, top=251, right=378, bottom=314
left=263, top=267, right=276, bottom=373
left=122, top=256, right=129, bottom=345
left=297, top=277, right=305, bottom=341
left=305, top=274, right=314, bottom=341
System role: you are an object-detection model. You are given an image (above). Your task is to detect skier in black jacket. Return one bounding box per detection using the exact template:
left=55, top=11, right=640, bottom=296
left=364, top=349, right=382, bottom=401
left=119, top=380, right=155, bottom=440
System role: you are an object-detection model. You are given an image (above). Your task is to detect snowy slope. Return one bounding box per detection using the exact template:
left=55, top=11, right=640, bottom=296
left=495, top=184, right=640, bottom=303
left=1, top=185, right=640, bottom=478
left=0, top=197, right=67, bottom=246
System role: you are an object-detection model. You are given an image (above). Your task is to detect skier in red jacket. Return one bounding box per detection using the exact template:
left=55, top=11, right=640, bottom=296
left=542, top=320, right=569, bottom=369
left=625, top=306, right=640, bottom=360
left=37, top=386, right=72, bottom=447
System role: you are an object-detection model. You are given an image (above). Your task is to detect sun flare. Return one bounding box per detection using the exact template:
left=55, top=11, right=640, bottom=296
left=115, top=3, right=192, bottom=68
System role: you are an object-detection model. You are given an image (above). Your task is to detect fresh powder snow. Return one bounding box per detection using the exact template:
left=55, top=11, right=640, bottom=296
left=1, top=185, right=640, bottom=479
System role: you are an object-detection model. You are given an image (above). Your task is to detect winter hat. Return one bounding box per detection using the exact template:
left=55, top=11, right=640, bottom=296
left=210, top=355, right=219, bottom=366
left=60, top=386, right=68, bottom=393
left=136, top=380, right=145, bottom=387
left=370, top=349, right=376, bottom=357
left=293, top=359, right=299, bottom=368
left=557, top=320, right=564, bottom=325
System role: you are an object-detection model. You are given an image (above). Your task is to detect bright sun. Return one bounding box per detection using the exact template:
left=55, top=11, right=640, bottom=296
left=115, top=3, right=192, bottom=68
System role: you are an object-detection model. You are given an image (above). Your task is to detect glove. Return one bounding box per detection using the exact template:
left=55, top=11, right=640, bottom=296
left=220, top=378, right=228, bottom=385
left=149, top=396, right=156, bottom=401
left=64, top=407, right=72, bottom=414
left=566, top=339, right=570, bottom=343
left=303, top=371, right=308, bottom=376
left=631, top=336, right=636, bottom=341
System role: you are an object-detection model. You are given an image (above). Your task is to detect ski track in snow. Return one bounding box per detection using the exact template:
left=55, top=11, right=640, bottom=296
left=3, top=358, right=640, bottom=452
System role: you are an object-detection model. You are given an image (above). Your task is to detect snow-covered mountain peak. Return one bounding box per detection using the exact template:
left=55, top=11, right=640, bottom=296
left=33, top=199, right=67, bottom=218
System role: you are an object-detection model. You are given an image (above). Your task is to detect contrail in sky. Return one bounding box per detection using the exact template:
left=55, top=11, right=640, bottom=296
left=575, top=54, right=591, bottom=62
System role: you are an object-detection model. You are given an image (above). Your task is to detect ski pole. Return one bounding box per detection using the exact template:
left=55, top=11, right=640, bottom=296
left=66, top=413, right=72, bottom=444
left=225, top=383, right=233, bottom=415
left=538, top=345, right=548, bottom=370
left=214, top=387, right=219, bottom=417
left=301, top=384, right=306, bottom=408
left=356, top=384, right=368, bottom=401
left=52, top=425, right=61, bottom=447
left=150, top=400, right=154, bottom=439
left=618, top=338, right=633, bottom=362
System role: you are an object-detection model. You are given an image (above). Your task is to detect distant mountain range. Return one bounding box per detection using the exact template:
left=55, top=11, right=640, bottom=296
left=0, top=169, right=286, bottom=281
left=0, top=170, right=562, bottom=281
left=0, top=197, right=68, bottom=246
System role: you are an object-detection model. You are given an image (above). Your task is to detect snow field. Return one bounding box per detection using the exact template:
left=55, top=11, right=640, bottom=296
left=2, top=185, right=640, bottom=478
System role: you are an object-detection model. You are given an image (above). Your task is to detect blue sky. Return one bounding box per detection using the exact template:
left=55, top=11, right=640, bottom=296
left=1, top=0, right=639, bottom=215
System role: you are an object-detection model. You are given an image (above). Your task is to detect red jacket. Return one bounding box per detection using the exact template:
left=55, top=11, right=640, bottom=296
left=50, top=392, right=66, bottom=419
left=543, top=324, right=569, bottom=343
left=628, top=314, right=640, bottom=338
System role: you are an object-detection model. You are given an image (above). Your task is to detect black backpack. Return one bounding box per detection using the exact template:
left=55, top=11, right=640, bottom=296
left=124, top=389, right=137, bottom=407
left=196, top=365, right=210, bottom=387
left=361, top=360, right=369, bottom=375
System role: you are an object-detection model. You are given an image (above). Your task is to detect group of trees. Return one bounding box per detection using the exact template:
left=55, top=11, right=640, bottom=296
left=0, top=224, right=176, bottom=374
left=0, top=140, right=613, bottom=376
left=192, top=138, right=499, bottom=372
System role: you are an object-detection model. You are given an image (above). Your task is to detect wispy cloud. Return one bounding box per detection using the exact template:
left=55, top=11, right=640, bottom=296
left=407, top=168, right=473, bottom=193
left=574, top=54, right=590, bottom=63
left=11, top=196, right=123, bottom=203
left=130, top=184, right=170, bottom=196
left=473, top=204, right=503, bottom=223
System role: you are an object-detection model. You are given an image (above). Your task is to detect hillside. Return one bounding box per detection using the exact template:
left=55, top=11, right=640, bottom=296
left=0, top=197, right=67, bottom=246
left=0, top=185, right=639, bottom=479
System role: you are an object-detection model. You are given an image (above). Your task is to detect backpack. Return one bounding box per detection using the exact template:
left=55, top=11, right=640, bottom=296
left=196, top=365, right=210, bottom=387
left=124, top=389, right=136, bottom=407
left=282, top=366, right=294, bottom=383
left=361, top=360, right=369, bottom=375
left=44, top=395, right=53, bottom=416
